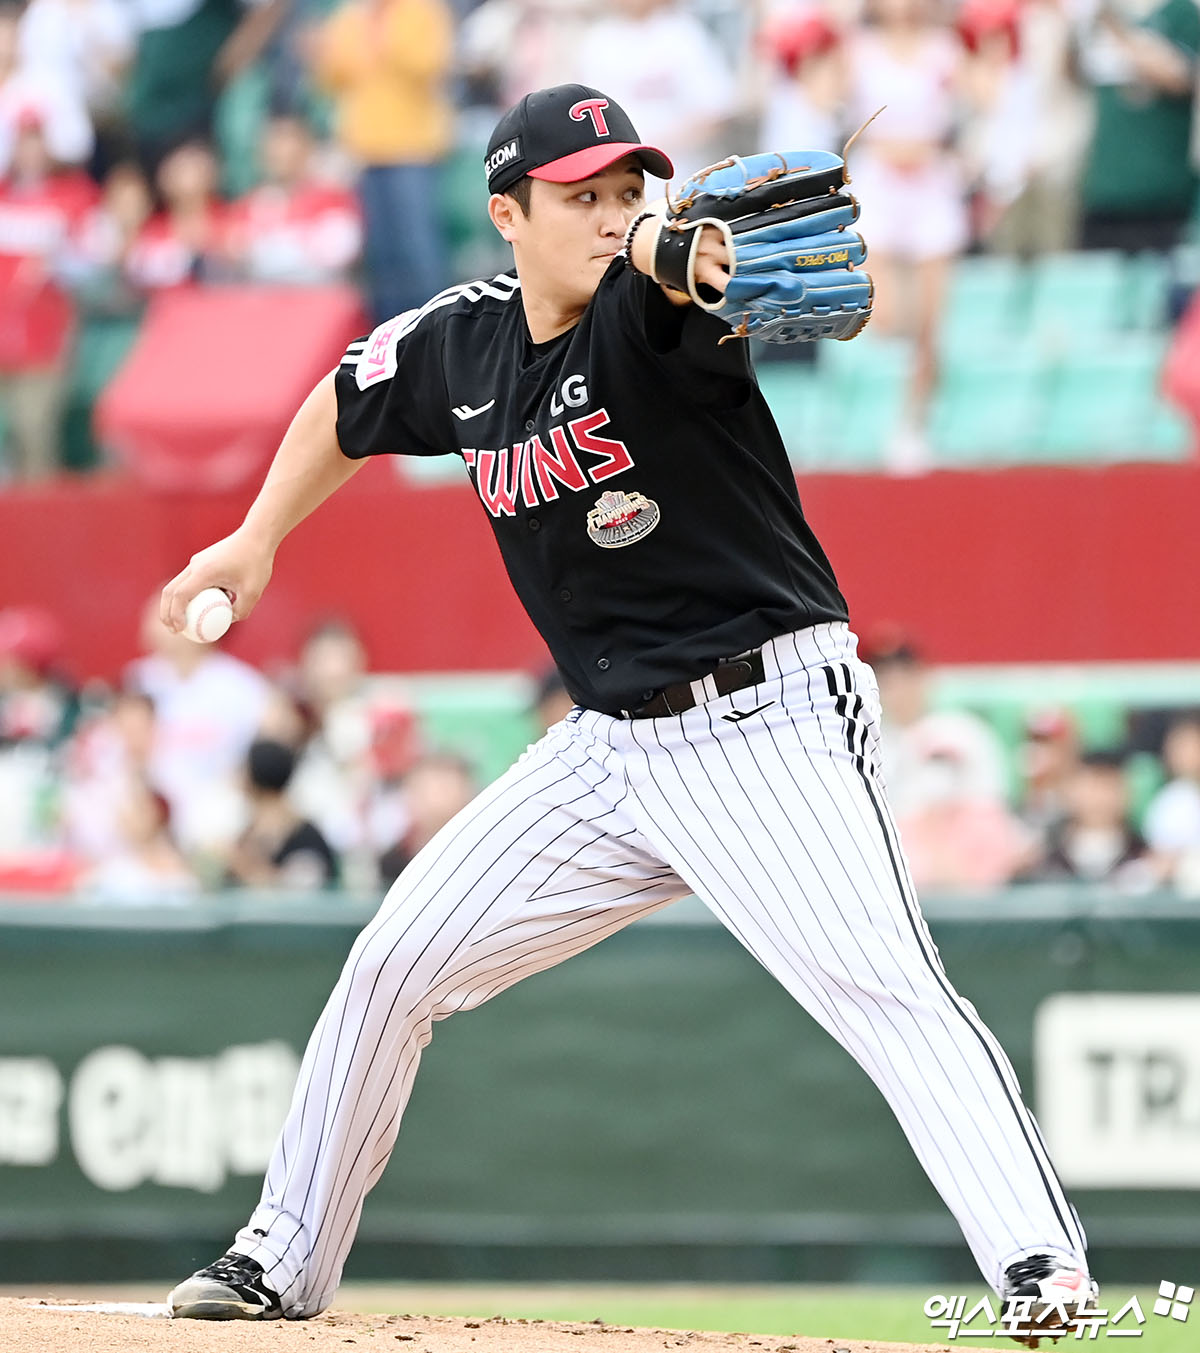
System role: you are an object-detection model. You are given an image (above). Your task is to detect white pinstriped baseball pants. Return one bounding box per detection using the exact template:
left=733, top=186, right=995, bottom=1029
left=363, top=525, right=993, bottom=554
left=232, top=622, right=1087, bottom=1317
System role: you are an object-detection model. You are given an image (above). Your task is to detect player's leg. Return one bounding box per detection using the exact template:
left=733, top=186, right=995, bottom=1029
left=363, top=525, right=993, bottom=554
left=170, top=714, right=686, bottom=1319
left=617, top=623, right=1090, bottom=1304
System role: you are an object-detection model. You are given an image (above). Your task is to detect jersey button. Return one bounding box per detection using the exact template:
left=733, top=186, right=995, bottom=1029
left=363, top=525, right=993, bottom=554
left=525, top=420, right=535, bottom=431
left=528, top=517, right=541, bottom=532
left=559, top=589, right=573, bottom=603
left=596, top=657, right=610, bottom=671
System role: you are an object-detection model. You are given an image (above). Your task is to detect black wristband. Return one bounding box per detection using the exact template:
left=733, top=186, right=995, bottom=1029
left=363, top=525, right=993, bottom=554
left=622, top=210, right=656, bottom=272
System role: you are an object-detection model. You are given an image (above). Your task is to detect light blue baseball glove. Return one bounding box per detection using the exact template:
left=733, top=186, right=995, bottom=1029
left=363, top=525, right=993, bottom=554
left=643, top=149, right=872, bottom=343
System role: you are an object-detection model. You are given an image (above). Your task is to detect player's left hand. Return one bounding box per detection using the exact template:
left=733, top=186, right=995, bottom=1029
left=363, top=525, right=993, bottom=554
left=641, top=150, right=873, bottom=343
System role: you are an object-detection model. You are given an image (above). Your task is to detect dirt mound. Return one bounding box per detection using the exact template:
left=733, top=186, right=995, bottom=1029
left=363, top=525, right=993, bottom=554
left=1, top=1299, right=977, bottom=1353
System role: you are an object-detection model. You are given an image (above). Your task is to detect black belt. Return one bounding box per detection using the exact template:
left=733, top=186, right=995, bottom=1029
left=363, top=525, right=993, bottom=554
left=620, top=647, right=766, bottom=719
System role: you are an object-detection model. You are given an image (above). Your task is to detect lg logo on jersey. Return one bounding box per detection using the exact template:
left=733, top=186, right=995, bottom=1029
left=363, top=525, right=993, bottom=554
left=550, top=372, right=588, bottom=417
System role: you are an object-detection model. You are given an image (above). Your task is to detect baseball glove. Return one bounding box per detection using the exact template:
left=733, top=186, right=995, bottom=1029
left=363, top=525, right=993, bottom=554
left=644, top=149, right=872, bottom=343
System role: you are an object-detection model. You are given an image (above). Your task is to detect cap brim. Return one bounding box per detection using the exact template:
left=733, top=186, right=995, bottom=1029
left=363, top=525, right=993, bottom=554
left=529, top=142, right=674, bottom=185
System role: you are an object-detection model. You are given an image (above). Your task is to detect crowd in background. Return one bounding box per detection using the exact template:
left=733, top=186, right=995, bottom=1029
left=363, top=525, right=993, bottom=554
left=0, top=0, right=1199, bottom=477
left=2, top=600, right=1200, bottom=900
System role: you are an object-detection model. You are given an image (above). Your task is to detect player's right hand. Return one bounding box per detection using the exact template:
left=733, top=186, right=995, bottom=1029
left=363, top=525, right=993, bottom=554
left=160, top=528, right=275, bottom=633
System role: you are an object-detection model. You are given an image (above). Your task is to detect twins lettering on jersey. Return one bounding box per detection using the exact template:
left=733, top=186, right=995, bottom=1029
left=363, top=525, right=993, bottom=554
left=463, top=393, right=633, bottom=517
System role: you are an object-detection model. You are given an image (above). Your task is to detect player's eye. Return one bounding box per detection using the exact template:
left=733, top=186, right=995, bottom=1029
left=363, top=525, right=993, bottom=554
left=576, top=190, right=598, bottom=204
left=623, top=187, right=644, bottom=204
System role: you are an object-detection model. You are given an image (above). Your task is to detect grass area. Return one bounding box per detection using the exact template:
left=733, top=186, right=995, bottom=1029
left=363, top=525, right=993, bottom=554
left=342, top=1282, right=1192, bottom=1351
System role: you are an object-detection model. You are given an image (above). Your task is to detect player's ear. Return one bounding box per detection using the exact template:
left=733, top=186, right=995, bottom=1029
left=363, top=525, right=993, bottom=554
left=488, top=192, right=521, bottom=242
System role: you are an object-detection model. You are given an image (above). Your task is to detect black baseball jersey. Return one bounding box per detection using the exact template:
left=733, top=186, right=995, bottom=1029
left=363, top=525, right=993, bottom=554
left=334, top=262, right=848, bottom=714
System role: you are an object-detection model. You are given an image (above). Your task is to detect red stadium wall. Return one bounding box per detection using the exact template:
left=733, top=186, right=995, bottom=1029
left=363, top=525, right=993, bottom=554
left=1, top=461, right=1196, bottom=683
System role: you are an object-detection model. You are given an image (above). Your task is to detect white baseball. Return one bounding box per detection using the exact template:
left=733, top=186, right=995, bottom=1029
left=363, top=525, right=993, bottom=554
left=182, top=588, right=234, bottom=644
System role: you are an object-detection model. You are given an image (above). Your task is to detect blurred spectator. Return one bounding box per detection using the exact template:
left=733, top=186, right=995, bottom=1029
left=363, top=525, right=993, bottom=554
left=1024, top=748, right=1156, bottom=888
left=0, top=605, right=73, bottom=746
left=571, top=0, right=741, bottom=187
left=310, top=0, right=453, bottom=322
left=957, top=0, right=1041, bottom=246
left=844, top=0, right=969, bottom=472
left=459, top=0, right=595, bottom=114
left=225, top=112, right=361, bottom=284
left=17, top=0, right=134, bottom=175
left=123, top=139, right=230, bottom=290
left=532, top=666, right=573, bottom=733
left=378, top=750, right=477, bottom=884
left=1077, top=0, right=1200, bottom=252
left=80, top=777, right=201, bottom=901
left=0, top=6, right=93, bottom=176
left=125, top=594, right=270, bottom=857
left=894, top=726, right=1034, bottom=891
left=1015, top=706, right=1081, bottom=850
left=0, top=604, right=72, bottom=854
left=225, top=737, right=339, bottom=887
left=974, top=0, right=1093, bottom=254
left=760, top=5, right=846, bottom=152
left=65, top=160, right=154, bottom=315
left=61, top=686, right=156, bottom=862
left=865, top=629, right=1009, bottom=818
left=0, top=112, right=98, bottom=478
left=124, top=0, right=287, bottom=172
left=1143, top=712, right=1200, bottom=889
left=360, top=698, right=423, bottom=882
left=284, top=619, right=403, bottom=883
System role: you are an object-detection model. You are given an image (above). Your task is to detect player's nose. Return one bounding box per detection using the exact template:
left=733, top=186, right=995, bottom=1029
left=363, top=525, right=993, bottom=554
left=597, top=198, right=627, bottom=238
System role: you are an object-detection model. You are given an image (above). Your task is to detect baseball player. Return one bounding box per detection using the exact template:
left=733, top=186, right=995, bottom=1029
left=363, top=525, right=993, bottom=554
left=162, top=85, right=1095, bottom=1345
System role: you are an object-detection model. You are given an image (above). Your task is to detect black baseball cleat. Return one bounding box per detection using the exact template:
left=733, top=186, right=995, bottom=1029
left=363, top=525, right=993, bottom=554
left=168, top=1251, right=283, bottom=1320
left=1000, top=1253, right=1097, bottom=1347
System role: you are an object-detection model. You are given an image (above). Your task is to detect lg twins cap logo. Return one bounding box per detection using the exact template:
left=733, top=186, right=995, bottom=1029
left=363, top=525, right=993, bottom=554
left=485, top=137, right=522, bottom=179
left=586, top=489, right=660, bottom=548
left=570, top=98, right=611, bottom=137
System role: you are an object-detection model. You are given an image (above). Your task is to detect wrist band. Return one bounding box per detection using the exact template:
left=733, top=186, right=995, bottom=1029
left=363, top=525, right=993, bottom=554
left=622, top=210, right=656, bottom=272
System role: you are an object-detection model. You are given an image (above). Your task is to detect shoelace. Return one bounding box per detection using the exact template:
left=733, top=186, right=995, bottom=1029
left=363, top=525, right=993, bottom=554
left=1006, top=1255, right=1062, bottom=1288
left=202, top=1254, right=259, bottom=1283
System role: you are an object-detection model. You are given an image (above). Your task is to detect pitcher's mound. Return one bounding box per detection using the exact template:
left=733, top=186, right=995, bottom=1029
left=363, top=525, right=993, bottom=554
left=2, top=1299, right=986, bottom=1353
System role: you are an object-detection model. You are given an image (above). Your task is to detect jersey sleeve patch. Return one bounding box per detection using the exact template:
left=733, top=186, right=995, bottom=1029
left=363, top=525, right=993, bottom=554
left=353, top=310, right=418, bottom=390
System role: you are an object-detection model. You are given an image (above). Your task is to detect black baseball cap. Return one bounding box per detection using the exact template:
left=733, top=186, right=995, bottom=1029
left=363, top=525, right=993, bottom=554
left=484, top=84, right=674, bottom=196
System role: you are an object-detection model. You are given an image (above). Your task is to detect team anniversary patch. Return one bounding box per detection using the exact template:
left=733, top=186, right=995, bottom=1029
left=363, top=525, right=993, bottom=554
left=586, top=489, right=660, bottom=548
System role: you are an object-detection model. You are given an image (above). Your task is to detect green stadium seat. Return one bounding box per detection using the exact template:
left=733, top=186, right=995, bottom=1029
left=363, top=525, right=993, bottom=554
left=929, top=345, right=1046, bottom=464
left=759, top=338, right=909, bottom=471
left=1144, top=400, right=1194, bottom=460
left=828, top=336, right=910, bottom=468
left=1028, top=250, right=1126, bottom=349
left=1038, top=336, right=1170, bottom=461
left=1127, top=750, right=1166, bottom=831
left=1124, top=251, right=1171, bottom=330
left=385, top=674, right=538, bottom=785
left=939, top=254, right=1026, bottom=352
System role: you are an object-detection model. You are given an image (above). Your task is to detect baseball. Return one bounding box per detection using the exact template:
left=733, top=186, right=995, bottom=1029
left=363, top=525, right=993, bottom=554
left=182, top=588, right=234, bottom=644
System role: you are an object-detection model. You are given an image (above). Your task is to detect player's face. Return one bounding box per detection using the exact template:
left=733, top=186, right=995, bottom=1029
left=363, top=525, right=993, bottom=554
left=500, top=159, right=646, bottom=313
